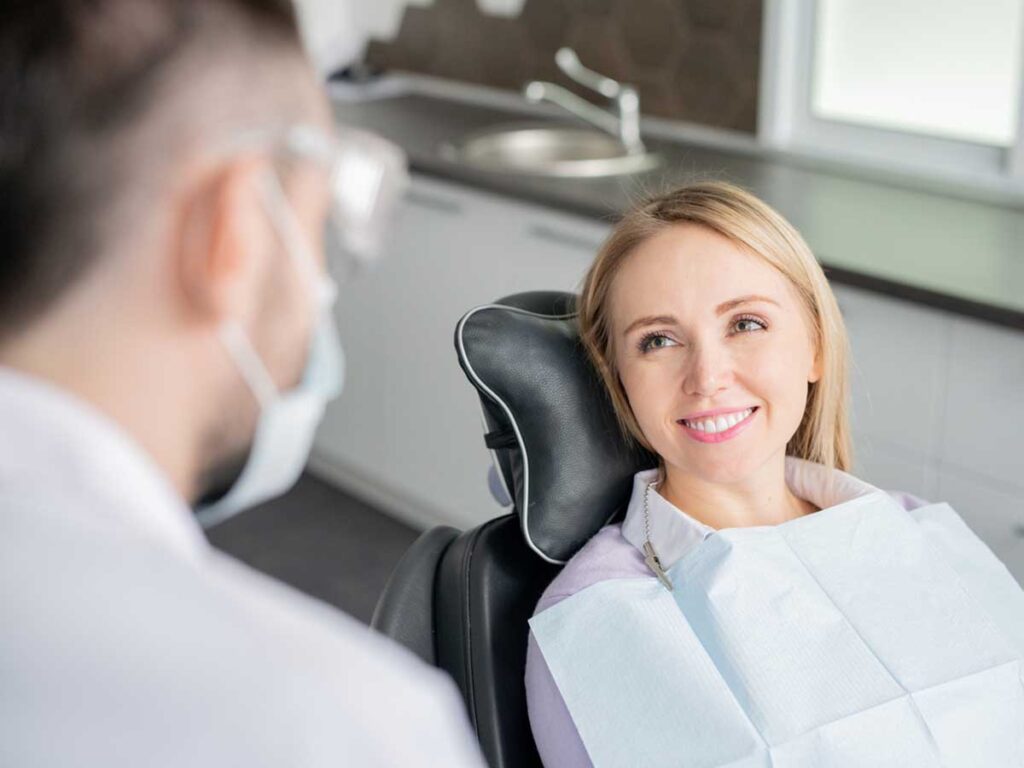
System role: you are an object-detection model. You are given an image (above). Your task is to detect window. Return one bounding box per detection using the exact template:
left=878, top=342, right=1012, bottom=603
left=760, top=0, right=1024, bottom=193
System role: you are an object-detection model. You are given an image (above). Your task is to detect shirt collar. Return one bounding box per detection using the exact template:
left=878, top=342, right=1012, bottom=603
left=620, top=456, right=881, bottom=569
left=0, top=366, right=206, bottom=558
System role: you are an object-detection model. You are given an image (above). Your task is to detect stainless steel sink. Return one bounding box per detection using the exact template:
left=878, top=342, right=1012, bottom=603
left=439, top=124, right=661, bottom=178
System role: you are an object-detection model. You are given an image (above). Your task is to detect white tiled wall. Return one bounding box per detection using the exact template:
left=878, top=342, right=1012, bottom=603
left=294, top=0, right=526, bottom=73
left=294, top=0, right=433, bottom=73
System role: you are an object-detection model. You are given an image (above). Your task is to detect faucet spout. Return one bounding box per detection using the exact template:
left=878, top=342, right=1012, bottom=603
left=523, top=47, right=646, bottom=155
left=523, top=82, right=619, bottom=135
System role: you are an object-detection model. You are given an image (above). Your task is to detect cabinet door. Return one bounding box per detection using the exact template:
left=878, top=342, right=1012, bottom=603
left=939, top=316, right=1024, bottom=489
left=935, top=466, right=1024, bottom=585
left=852, top=434, right=934, bottom=500
left=832, top=284, right=951, bottom=465
left=834, top=283, right=1024, bottom=573
left=313, top=176, right=609, bottom=530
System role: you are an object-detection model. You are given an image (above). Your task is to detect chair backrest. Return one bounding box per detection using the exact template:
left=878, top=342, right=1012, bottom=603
left=372, top=516, right=559, bottom=768
left=455, top=291, right=655, bottom=564
left=370, top=525, right=459, bottom=666
left=435, top=515, right=562, bottom=767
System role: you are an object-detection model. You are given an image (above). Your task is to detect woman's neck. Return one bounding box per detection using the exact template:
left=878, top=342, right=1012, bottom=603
left=658, top=454, right=818, bottom=531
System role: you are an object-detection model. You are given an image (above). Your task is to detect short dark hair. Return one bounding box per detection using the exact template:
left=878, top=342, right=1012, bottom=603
left=0, top=0, right=306, bottom=337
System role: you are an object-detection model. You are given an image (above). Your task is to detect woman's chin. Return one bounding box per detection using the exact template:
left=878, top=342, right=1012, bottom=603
left=660, top=441, right=771, bottom=487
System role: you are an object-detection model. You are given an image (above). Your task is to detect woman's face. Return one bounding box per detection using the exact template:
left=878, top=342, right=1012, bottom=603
left=609, top=223, right=821, bottom=485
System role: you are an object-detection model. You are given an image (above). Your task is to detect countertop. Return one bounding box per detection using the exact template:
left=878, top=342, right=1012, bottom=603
left=330, top=81, right=1024, bottom=331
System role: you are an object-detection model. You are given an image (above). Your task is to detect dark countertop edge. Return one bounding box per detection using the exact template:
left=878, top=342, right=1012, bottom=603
left=819, top=266, right=1024, bottom=332
left=411, top=162, right=1024, bottom=333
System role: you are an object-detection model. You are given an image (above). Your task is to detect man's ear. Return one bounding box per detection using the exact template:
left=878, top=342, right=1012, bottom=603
left=174, top=157, right=268, bottom=327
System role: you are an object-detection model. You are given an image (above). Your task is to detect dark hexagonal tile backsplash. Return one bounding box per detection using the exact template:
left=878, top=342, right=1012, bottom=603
left=363, top=0, right=762, bottom=133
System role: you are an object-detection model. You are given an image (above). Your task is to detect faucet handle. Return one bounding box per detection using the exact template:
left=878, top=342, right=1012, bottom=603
left=555, top=47, right=626, bottom=100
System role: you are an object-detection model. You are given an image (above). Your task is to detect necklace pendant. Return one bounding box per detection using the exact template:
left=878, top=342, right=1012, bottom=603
left=642, top=542, right=674, bottom=591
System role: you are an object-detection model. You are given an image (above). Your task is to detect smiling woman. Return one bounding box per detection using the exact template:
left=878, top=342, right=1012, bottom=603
left=579, top=182, right=849, bottom=530
left=523, top=181, right=1024, bottom=768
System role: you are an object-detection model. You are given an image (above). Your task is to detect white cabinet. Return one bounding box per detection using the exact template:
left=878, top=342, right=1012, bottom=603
left=833, top=284, right=949, bottom=497
left=834, top=285, right=950, bottom=460
left=851, top=435, right=934, bottom=501
left=311, top=175, right=609, bottom=531
left=834, top=283, right=1024, bottom=579
left=935, top=467, right=1024, bottom=584
left=939, top=316, right=1024, bottom=488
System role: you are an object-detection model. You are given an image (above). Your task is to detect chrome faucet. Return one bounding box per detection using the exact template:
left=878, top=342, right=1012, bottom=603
left=523, top=47, right=645, bottom=155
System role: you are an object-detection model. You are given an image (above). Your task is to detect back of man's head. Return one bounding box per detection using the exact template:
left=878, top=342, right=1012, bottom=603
left=0, top=0, right=315, bottom=341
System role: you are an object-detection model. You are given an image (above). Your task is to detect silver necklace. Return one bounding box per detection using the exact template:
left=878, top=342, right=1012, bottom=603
left=642, top=481, right=673, bottom=591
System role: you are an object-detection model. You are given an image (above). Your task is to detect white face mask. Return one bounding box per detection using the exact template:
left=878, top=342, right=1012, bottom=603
left=193, top=124, right=408, bottom=528
left=194, top=177, right=344, bottom=529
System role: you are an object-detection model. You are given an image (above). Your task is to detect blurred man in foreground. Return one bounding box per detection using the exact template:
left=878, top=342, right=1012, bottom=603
left=0, top=1, right=484, bottom=764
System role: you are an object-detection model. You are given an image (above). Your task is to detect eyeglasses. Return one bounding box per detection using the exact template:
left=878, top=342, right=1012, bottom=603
left=224, top=122, right=410, bottom=282
left=281, top=124, right=410, bottom=273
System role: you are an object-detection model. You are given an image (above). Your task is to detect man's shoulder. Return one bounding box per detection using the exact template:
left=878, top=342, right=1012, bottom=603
left=3, top=508, right=483, bottom=765
left=202, top=547, right=457, bottom=695
left=534, top=524, right=649, bottom=615
left=171, top=550, right=486, bottom=763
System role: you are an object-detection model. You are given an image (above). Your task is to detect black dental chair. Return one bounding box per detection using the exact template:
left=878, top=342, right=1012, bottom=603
left=371, top=292, right=654, bottom=768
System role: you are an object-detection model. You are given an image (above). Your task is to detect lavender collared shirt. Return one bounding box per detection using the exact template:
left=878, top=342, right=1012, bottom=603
left=524, top=458, right=928, bottom=767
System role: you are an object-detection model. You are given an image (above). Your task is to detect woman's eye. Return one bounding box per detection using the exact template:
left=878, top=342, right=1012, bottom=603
left=639, top=333, right=677, bottom=352
left=733, top=316, right=767, bottom=334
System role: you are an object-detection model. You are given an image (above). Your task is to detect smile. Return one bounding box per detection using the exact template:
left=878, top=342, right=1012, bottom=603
left=677, top=407, right=758, bottom=443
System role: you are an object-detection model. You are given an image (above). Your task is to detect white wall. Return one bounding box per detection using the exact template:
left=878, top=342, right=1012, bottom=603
left=293, top=0, right=525, bottom=74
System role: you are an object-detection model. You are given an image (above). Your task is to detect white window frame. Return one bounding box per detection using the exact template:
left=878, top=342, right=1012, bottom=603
left=758, top=0, right=1024, bottom=197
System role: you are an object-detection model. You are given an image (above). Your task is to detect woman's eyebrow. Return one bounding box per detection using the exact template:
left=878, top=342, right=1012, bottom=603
left=715, top=294, right=780, bottom=315
left=622, top=296, right=781, bottom=335
left=622, top=314, right=678, bottom=335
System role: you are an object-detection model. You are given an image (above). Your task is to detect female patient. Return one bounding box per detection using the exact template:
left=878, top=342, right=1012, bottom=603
left=524, top=181, right=1024, bottom=767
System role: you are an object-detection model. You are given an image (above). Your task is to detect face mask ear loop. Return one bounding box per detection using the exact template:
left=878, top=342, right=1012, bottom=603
left=219, top=322, right=278, bottom=408
left=259, top=170, right=321, bottom=299
left=259, top=169, right=340, bottom=322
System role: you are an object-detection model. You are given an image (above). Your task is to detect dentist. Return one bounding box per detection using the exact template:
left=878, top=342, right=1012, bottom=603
left=0, top=1, right=484, bottom=765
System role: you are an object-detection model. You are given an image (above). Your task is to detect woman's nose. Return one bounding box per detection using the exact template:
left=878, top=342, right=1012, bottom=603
left=682, top=343, right=731, bottom=397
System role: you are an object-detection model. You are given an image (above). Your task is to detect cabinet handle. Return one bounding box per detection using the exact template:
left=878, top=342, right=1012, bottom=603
left=527, top=223, right=604, bottom=254
left=403, top=189, right=464, bottom=217
left=405, top=189, right=465, bottom=216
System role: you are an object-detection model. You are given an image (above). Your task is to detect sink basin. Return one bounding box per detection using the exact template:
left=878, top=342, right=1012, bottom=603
left=439, top=124, right=660, bottom=178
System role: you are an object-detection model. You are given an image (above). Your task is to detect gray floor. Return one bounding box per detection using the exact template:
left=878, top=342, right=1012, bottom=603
left=205, top=473, right=422, bottom=624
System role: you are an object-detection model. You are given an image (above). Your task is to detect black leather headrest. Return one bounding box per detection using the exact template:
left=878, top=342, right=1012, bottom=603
left=454, top=291, right=655, bottom=564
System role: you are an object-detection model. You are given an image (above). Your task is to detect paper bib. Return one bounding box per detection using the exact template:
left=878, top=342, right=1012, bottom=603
left=530, top=492, right=1024, bottom=767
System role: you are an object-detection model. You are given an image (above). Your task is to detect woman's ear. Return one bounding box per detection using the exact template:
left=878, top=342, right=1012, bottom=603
left=808, top=347, right=823, bottom=384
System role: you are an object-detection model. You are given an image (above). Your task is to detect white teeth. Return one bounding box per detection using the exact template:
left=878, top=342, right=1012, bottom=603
left=682, top=408, right=754, bottom=434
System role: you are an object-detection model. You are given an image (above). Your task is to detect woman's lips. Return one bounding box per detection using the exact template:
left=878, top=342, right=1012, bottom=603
left=677, top=406, right=758, bottom=444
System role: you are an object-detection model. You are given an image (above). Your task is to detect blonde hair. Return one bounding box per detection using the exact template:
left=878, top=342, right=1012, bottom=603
left=578, top=181, right=853, bottom=471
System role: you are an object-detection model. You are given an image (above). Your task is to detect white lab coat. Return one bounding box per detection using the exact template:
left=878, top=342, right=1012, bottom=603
left=0, top=367, right=485, bottom=767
